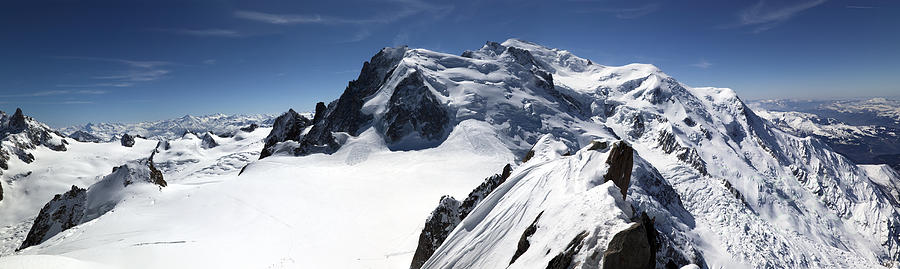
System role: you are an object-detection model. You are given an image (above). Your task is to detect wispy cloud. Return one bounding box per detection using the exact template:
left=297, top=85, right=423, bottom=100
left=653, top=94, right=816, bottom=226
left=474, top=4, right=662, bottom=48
left=153, top=28, right=245, bottom=38
left=845, top=5, right=875, bottom=9
left=234, top=0, right=452, bottom=42
left=53, top=56, right=171, bottom=69
left=202, top=59, right=217, bottom=65
left=93, top=69, right=171, bottom=82
left=607, top=4, right=662, bottom=19
left=734, top=0, right=827, bottom=33
left=691, top=59, right=713, bottom=69
left=0, top=90, right=108, bottom=98
left=56, top=82, right=135, bottom=88
left=55, top=56, right=173, bottom=83
left=234, top=11, right=325, bottom=24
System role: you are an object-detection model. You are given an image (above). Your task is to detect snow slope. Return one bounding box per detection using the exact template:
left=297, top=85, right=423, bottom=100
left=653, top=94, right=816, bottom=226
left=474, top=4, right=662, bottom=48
left=1, top=39, right=899, bottom=268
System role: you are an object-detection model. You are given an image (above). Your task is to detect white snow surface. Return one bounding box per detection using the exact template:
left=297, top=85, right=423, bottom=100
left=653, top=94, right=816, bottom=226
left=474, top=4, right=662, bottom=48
left=1, top=39, right=899, bottom=268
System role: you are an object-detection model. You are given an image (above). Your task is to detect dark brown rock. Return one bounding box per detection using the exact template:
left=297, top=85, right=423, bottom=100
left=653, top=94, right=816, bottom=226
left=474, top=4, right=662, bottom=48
left=18, top=185, right=87, bottom=250
left=602, top=212, right=658, bottom=269
left=605, top=141, right=634, bottom=198
left=510, top=211, right=543, bottom=265
left=546, top=231, right=589, bottom=269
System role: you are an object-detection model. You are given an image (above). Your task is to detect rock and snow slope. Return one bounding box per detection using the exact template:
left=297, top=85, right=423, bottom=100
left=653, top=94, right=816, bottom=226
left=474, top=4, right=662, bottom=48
left=1, top=39, right=899, bottom=268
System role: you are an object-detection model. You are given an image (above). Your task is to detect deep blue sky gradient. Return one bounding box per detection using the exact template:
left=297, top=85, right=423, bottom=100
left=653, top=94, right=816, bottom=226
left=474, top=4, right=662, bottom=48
left=1, top=0, right=898, bottom=127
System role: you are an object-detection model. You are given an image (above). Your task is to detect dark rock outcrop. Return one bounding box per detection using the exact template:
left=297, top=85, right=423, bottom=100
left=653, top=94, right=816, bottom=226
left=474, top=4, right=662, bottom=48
left=68, top=130, right=101, bottom=143
left=18, top=185, right=87, bottom=250
left=410, top=164, right=513, bottom=269
left=409, top=196, right=461, bottom=269
left=8, top=108, right=27, bottom=131
left=546, top=231, right=589, bottom=269
left=201, top=132, right=218, bottom=149
left=605, top=141, right=634, bottom=198
left=239, top=123, right=259, bottom=133
left=259, top=109, right=312, bottom=159
left=510, top=211, right=543, bottom=265
left=148, top=151, right=167, bottom=188
left=120, top=133, right=135, bottom=147
left=602, top=212, right=659, bottom=269
left=458, top=164, right=512, bottom=220
left=381, top=71, right=450, bottom=147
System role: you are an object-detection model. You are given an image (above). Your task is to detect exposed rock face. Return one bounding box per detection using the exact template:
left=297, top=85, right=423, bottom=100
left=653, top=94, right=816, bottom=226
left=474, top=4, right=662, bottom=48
left=68, top=130, right=101, bottom=143
left=546, top=231, right=589, bottom=269
left=410, top=164, right=513, bottom=269
left=605, top=141, right=634, bottom=198
left=18, top=185, right=87, bottom=250
left=239, top=123, right=259, bottom=133
left=259, top=47, right=408, bottom=158
left=409, top=196, right=461, bottom=269
left=259, top=109, right=312, bottom=159
left=458, top=164, right=512, bottom=220
left=201, top=132, right=219, bottom=149
left=8, top=108, right=27, bottom=131
left=381, top=71, right=450, bottom=147
left=120, top=133, right=135, bottom=147
left=602, top=212, right=659, bottom=269
left=510, top=211, right=543, bottom=265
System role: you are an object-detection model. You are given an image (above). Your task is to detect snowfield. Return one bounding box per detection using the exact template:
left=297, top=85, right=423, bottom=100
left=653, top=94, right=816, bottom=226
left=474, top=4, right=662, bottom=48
left=1, top=39, right=899, bottom=268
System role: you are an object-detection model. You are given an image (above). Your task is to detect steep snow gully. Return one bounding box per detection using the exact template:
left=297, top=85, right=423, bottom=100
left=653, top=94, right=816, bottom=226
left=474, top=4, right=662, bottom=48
left=2, top=39, right=900, bottom=269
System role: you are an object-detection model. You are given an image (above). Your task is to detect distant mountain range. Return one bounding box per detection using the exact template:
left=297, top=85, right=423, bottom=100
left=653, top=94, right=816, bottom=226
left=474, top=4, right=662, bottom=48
left=750, top=98, right=900, bottom=171
left=58, top=113, right=279, bottom=141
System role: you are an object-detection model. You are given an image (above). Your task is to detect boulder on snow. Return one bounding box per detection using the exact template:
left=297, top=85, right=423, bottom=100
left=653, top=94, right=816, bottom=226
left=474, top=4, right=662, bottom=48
left=602, top=212, right=659, bottom=269
left=605, top=141, right=634, bottom=198
left=18, top=185, right=87, bottom=250
left=120, top=133, right=135, bottom=147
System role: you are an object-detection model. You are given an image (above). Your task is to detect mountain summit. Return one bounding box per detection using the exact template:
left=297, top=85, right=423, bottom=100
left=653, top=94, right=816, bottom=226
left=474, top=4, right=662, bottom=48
left=261, top=39, right=900, bottom=268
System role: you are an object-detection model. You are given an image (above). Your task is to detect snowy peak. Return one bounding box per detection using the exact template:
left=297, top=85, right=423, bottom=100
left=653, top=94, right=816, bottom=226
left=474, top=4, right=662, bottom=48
left=0, top=108, right=68, bottom=183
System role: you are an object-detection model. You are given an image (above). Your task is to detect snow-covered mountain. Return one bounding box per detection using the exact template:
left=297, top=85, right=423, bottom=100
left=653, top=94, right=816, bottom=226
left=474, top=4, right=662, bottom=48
left=751, top=98, right=900, bottom=171
left=1, top=39, right=899, bottom=269
left=60, top=113, right=278, bottom=141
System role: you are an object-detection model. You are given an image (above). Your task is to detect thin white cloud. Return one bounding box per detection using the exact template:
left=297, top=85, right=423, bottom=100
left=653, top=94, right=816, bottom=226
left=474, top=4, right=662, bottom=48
left=54, top=56, right=171, bottom=68
left=0, top=90, right=108, bottom=98
left=155, top=28, right=245, bottom=38
left=735, top=0, right=827, bottom=33
left=56, top=82, right=134, bottom=88
left=846, top=5, right=875, bottom=9
left=235, top=0, right=452, bottom=25
left=93, top=69, right=171, bottom=82
left=234, top=11, right=325, bottom=24
left=55, top=56, right=173, bottom=83
left=691, top=60, right=713, bottom=69
left=203, top=59, right=217, bottom=65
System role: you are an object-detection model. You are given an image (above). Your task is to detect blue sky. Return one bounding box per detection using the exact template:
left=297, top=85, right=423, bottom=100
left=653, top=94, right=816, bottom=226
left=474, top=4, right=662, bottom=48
left=1, top=0, right=898, bottom=127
